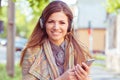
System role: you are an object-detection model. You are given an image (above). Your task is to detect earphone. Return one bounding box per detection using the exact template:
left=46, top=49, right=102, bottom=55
left=40, top=18, right=43, bottom=29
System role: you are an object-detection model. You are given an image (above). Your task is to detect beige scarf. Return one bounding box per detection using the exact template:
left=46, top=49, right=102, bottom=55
left=43, top=39, right=75, bottom=79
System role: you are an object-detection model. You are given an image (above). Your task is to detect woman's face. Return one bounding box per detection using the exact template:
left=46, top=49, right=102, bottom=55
left=46, top=11, right=69, bottom=45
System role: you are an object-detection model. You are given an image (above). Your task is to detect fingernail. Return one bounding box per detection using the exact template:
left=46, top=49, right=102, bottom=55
left=77, top=64, right=79, bottom=66
left=82, top=62, right=85, bottom=65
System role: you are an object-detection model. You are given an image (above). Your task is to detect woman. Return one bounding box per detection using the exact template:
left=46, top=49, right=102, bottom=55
left=20, top=1, right=93, bottom=80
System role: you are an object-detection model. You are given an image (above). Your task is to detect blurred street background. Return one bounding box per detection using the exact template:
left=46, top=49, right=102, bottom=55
left=0, top=0, right=120, bottom=80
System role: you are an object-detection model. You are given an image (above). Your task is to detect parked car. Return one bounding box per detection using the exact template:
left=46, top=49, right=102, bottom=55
left=15, top=37, right=27, bottom=51
left=0, top=37, right=27, bottom=51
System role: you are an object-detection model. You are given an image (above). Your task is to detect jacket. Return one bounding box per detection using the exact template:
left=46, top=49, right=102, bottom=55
left=22, top=39, right=75, bottom=80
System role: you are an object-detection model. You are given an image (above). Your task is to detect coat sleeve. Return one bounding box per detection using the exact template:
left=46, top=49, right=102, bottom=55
left=21, top=48, right=38, bottom=80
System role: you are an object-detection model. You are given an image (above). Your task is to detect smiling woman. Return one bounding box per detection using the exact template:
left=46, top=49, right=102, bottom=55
left=46, top=11, right=69, bottom=46
left=20, top=1, right=93, bottom=80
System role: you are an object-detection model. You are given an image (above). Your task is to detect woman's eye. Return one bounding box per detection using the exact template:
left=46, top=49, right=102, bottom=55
left=60, top=22, right=65, bottom=24
left=47, top=21, right=54, bottom=23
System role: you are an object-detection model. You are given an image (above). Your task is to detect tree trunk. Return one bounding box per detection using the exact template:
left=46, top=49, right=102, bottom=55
left=6, top=0, right=15, bottom=77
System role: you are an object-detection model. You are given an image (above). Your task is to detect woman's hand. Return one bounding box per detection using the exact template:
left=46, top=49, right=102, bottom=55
left=55, top=68, right=78, bottom=80
left=55, top=63, right=91, bottom=80
left=74, top=63, right=91, bottom=80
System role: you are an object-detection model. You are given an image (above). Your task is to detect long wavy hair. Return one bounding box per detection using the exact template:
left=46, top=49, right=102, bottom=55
left=20, top=1, right=92, bottom=67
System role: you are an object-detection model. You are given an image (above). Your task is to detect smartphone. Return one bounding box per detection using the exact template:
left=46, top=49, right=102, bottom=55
left=85, top=59, right=95, bottom=66
left=82, top=59, right=95, bottom=70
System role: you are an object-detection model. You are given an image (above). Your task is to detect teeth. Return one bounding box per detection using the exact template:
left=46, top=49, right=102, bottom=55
left=52, top=31, right=60, bottom=34
left=53, top=32, right=60, bottom=34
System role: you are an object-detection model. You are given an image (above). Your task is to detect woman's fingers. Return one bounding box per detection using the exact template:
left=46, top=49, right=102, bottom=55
left=59, top=68, right=78, bottom=80
left=74, top=64, right=90, bottom=80
left=82, top=62, right=90, bottom=73
left=74, top=71, right=82, bottom=80
left=79, top=64, right=88, bottom=75
left=59, top=64, right=90, bottom=80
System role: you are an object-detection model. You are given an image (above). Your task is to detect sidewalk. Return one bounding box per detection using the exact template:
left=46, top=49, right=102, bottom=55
left=90, top=60, right=120, bottom=80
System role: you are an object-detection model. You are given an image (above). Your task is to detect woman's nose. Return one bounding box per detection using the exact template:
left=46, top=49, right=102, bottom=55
left=53, top=23, right=59, bottom=29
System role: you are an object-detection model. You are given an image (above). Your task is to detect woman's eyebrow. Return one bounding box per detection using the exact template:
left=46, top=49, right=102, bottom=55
left=48, top=18, right=66, bottom=21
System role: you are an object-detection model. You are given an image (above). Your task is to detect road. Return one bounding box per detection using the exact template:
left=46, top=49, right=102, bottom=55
left=90, top=60, right=120, bottom=80
left=0, top=46, right=21, bottom=64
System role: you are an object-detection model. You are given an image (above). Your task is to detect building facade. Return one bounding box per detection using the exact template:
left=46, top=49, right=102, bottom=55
left=106, top=14, right=120, bottom=73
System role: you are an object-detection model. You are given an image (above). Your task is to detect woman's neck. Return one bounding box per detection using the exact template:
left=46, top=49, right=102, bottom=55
left=49, top=39, right=64, bottom=46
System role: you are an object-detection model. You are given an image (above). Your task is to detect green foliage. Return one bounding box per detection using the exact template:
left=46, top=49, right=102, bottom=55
left=0, top=7, right=2, bottom=15
left=22, top=0, right=50, bottom=38
left=0, top=0, right=50, bottom=38
left=15, top=10, right=29, bottom=38
left=15, top=0, right=50, bottom=38
left=12, top=0, right=17, bottom=2
left=28, top=0, right=49, bottom=16
left=26, top=18, right=37, bottom=38
left=0, top=64, right=22, bottom=80
left=106, top=0, right=120, bottom=14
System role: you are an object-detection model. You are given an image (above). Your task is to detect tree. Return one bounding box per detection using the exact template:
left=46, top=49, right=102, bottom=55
left=106, top=0, right=120, bottom=14
left=15, top=0, right=49, bottom=38
left=24, top=0, right=49, bottom=37
left=27, top=0, right=49, bottom=16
